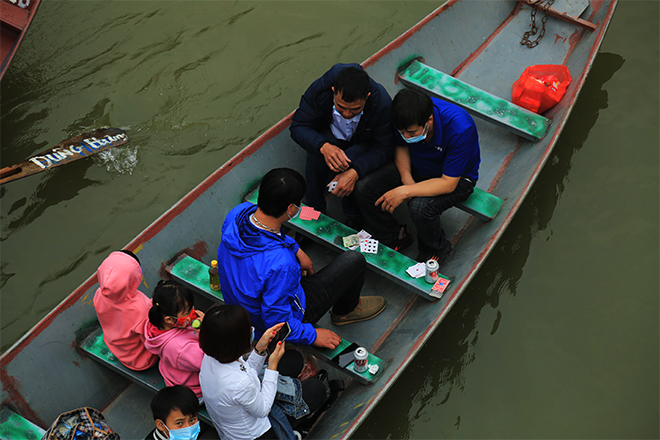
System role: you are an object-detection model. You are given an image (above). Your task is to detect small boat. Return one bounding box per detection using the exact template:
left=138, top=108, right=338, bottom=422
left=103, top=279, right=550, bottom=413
left=0, top=0, right=41, bottom=81
left=0, top=0, right=618, bottom=438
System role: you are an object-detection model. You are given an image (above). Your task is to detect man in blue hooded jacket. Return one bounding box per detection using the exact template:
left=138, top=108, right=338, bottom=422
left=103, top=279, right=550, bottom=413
left=218, top=168, right=387, bottom=349
left=290, top=63, right=394, bottom=228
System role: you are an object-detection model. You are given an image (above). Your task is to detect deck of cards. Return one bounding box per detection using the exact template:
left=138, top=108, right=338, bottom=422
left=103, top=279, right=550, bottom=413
left=431, top=277, right=450, bottom=295
left=328, top=181, right=338, bottom=192
left=299, top=206, right=320, bottom=221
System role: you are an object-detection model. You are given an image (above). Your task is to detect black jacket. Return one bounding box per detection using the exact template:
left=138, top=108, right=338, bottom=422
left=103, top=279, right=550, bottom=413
left=289, top=63, right=394, bottom=178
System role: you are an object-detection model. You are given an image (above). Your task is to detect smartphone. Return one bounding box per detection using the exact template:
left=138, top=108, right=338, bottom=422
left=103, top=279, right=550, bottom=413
left=267, top=322, right=291, bottom=354
left=332, top=342, right=360, bottom=368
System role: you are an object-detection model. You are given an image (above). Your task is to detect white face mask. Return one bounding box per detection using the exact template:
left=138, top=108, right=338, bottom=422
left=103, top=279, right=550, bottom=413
left=287, top=204, right=300, bottom=220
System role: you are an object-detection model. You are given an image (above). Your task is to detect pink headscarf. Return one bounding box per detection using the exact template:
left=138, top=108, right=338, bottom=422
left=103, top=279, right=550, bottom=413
left=93, top=251, right=158, bottom=370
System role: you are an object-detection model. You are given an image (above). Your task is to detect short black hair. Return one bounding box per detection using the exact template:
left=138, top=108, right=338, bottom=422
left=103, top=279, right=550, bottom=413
left=148, top=280, right=194, bottom=329
left=151, top=385, right=199, bottom=422
left=334, top=67, right=370, bottom=102
left=199, top=304, right=252, bottom=363
left=119, top=249, right=140, bottom=265
left=257, top=168, right=306, bottom=218
left=391, top=89, right=434, bottom=130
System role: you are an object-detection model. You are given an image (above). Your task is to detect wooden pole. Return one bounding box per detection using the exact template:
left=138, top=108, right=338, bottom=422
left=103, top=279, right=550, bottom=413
left=0, top=128, right=129, bottom=185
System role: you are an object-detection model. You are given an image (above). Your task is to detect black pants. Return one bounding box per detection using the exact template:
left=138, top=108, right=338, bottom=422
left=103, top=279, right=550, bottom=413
left=301, top=250, right=365, bottom=321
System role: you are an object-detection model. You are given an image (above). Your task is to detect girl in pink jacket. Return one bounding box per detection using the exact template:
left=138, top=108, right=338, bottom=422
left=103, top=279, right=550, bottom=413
left=93, top=251, right=158, bottom=371
left=144, top=280, right=205, bottom=399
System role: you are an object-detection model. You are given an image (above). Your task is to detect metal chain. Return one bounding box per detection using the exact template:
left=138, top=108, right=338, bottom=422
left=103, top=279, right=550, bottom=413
left=520, top=0, right=555, bottom=48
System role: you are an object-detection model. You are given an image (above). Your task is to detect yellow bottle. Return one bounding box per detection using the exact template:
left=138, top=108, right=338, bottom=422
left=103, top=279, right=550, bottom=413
left=209, top=260, right=221, bottom=291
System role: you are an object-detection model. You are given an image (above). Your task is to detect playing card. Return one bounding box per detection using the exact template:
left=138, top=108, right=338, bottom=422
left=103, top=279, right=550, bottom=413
left=328, top=181, right=338, bottom=192
left=299, top=206, right=320, bottom=221
left=357, top=230, right=371, bottom=241
left=406, top=262, right=426, bottom=278
left=360, top=238, right=379, bottom=254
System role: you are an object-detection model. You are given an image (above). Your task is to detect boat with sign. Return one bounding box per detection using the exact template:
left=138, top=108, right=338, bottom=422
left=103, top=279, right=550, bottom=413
left=0, top=0, right=618, bottom=438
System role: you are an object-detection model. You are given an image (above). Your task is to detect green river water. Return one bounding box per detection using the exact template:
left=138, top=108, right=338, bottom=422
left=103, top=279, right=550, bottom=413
left=1, top=1, right=657, bottom=438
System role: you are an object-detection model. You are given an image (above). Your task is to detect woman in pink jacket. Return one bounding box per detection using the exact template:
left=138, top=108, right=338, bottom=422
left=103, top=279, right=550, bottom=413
left=144, top=280, right=205, bottom=399
left=93, top=250, right=158, bottom=371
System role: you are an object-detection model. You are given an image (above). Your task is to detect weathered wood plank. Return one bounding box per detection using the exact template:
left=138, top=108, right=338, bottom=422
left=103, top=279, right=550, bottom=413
left=398, top=60, right=551, bottom=142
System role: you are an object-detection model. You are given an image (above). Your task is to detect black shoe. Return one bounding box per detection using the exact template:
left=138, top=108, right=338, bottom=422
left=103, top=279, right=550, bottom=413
left=416, top=242, right=453, bottom=265
left=383, top=225, right=413, bottom=252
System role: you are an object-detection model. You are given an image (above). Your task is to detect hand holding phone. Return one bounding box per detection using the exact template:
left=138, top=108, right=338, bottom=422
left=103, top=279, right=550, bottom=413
left=267, top=322, right=291, bottom=354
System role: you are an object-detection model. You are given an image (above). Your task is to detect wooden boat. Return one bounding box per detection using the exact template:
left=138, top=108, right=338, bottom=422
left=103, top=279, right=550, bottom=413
left=0, top=0, right=618, bottom=438
left=0, top=0, right=41, bottom=81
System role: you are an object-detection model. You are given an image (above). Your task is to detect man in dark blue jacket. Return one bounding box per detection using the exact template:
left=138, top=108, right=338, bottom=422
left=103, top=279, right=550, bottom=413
left=218, top=168, right=387, bottom=349
left=290, top=63, right=394, bottom=228
left=355, top=89, right=480, bottom=264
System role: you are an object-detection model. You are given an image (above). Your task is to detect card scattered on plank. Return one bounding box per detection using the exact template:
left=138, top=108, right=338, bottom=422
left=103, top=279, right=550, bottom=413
left=299, top=206, right=320, bottom=221
left=406, top=262, right=426, bottom=278
left=357, top=230, right=371, bottom=241
left=432, top=277, right=450, bottom=295
left=360, top=238, right=379, bottom=254
left=328, top=181, right=338, bottom=192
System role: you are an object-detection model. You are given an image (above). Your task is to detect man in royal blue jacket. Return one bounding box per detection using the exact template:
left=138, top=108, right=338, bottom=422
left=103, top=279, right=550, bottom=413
left=218, top=168, right=386, bottom=349
left=290, top=63, right=394, bottom=228
left=355, top=89, right=481, bottom=265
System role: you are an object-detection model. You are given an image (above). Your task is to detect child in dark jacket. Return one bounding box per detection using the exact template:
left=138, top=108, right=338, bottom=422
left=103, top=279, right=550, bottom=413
left=145, top=385, right=200, bottom=440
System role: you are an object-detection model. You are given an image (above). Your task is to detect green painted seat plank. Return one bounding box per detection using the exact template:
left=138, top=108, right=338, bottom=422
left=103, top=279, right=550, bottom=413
left=80, top=327, right=212, bottom=425
left=245, top=189, right=448, bottom=302
left=456, top=187, right=504, bottom=221
left=167, top=254, right=224, bottom=303
left=398, top=60, right=551, bottom=142
left=167, top=255, right=384, bottom=384
left=81, top=326, right=166, bottom=392
left=309, top=339, right=386, bottom=385
left=0, top=407, right=45, bottom=440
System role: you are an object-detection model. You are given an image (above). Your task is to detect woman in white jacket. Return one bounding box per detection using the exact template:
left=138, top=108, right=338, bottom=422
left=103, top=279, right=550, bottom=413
left=199, top=304, right=286, bottom=440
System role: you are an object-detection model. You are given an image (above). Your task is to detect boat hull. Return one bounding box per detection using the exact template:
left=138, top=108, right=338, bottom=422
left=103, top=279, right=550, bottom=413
left=1, top=1, right=618, bottom=438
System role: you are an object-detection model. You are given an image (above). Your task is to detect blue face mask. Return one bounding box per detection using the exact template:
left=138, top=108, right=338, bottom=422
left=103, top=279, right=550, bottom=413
left=402, top=122, right=429, bottom=144
left=168, top=421, right=200, bottom=440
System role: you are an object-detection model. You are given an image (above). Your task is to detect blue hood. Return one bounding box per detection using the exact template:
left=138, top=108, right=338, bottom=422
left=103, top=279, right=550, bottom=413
left=221, top=202, right=297, bottom=258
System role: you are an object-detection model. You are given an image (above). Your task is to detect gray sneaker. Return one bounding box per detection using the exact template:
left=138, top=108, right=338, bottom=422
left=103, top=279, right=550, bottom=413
left=330, top=296, right=387, bottom=326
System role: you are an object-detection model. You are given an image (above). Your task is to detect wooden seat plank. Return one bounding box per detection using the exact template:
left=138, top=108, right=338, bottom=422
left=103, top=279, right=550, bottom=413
left=0, top=2, right=29, bottom=32
left=80, top=327, right=213, bottom=425
left=167, top=254, right=225, bottom=303
left=166, top=254, right=385, bottom=385
left=0, top=407, right=45, bottom=440
left=516, top=0, right=597, bottom=31
left=398, top=60, right=551, bottom=142
left=457, top=187, right=504, bottom=222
